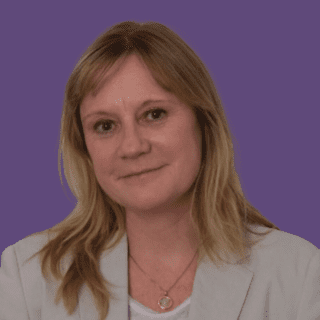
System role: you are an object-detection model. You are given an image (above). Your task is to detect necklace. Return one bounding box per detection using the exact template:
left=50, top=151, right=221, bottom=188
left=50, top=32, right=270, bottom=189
left=129, top=249, right=198, bottom=310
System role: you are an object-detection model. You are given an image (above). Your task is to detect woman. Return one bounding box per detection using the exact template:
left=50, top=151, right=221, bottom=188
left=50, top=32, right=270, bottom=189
left=1, top=21, right=319, bottom=320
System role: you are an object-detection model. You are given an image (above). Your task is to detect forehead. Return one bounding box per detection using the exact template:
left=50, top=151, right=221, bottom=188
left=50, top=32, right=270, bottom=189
left=81, top=55, right=178, bottom=113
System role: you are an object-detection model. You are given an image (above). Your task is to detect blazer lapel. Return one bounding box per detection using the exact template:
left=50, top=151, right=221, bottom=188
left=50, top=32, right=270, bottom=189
left=189, top=252, right=254, bottom=320
left=79, top=231, right=129, bottom=320
left=78, top=232, right=253, bottom=320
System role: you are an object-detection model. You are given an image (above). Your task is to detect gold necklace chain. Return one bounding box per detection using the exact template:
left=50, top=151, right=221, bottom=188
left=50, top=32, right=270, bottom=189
left=129, top=250, right=198, bottom=310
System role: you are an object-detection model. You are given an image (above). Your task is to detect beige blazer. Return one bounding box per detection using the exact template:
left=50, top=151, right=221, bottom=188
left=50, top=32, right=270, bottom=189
left=1, top=225, right=320, bottom=319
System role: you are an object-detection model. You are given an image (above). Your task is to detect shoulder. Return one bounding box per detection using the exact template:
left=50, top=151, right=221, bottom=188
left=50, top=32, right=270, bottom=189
left=6, top=231, right=50, bottom=265
left=247, top=224, right=319, bottom=270
left=249, top=224, right=318, bottom=251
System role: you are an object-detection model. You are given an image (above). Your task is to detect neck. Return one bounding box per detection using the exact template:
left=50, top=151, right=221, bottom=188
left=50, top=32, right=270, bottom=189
left=126, top=210, right=200, bottom=264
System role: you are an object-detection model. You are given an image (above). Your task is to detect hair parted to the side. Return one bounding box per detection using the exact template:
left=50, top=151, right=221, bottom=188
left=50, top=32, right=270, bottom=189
left=23, top=20, right=281, bottom=320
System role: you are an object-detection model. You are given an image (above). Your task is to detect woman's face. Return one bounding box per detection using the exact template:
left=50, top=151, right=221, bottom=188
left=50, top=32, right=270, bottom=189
left=80, top=54, right=202, bottom=214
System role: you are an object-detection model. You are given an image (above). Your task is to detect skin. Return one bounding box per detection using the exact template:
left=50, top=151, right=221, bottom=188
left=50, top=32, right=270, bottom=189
left=80, top=54, right=202, bottom=269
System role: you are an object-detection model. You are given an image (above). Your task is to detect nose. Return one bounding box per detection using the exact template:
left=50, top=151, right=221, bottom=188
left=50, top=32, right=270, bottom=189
left=118, top=123, right=151, bottom=159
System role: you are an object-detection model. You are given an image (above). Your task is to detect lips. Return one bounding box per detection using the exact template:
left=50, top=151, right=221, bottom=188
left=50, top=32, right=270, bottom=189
left=123, top=166, right=163, bottom=178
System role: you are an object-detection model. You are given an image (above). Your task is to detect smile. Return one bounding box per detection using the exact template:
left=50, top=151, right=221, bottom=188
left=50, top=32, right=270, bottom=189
left=123, top=166, right=165, bottom=183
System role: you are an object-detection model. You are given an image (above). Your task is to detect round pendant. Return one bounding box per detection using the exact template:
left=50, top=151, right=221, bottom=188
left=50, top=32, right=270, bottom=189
left=158, top=295, right=173, bottom=310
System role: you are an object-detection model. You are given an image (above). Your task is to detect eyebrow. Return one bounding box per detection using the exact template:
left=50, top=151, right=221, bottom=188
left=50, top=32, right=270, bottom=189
left=83, top=99, right=173, bottom=122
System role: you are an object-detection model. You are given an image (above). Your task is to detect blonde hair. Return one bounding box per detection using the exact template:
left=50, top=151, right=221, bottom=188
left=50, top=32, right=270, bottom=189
left=24, top=20, right=280, bottom=320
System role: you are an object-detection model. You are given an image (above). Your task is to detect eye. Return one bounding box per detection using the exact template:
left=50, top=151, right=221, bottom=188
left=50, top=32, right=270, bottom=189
left=93, top=108, right=167, bottom=135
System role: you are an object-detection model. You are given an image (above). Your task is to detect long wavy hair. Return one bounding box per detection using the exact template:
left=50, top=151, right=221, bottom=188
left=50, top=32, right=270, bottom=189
left=24, top=20, right=280, bottom=320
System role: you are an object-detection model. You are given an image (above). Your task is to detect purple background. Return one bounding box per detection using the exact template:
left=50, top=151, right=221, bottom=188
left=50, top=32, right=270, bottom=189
left=1, top=1, right=319, bottom=257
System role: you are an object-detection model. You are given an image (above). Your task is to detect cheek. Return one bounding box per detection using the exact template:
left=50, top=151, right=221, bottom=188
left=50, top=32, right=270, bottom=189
left=88, top=145, right=112, bottom=175
left=170, top=134, right=201, bottom=178
left=184, top=130, right=202, bottom=170
left=88, top=139, right=110, bottom=160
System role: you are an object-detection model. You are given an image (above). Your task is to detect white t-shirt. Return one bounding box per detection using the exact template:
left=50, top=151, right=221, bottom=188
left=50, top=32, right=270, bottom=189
left=128, top=294, right=191, bottom=319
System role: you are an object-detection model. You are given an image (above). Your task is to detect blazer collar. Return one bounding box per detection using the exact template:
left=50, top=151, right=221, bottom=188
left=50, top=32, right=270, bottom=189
left=78, top=232, right=254, bottom=320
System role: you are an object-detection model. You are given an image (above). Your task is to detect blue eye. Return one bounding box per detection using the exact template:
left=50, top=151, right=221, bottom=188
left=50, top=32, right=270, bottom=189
left=93, top=108, right=167, bottom=135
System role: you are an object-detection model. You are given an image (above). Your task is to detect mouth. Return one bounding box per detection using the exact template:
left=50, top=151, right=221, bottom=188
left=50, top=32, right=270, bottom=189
left=122, top=166, right=164, bottom=179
